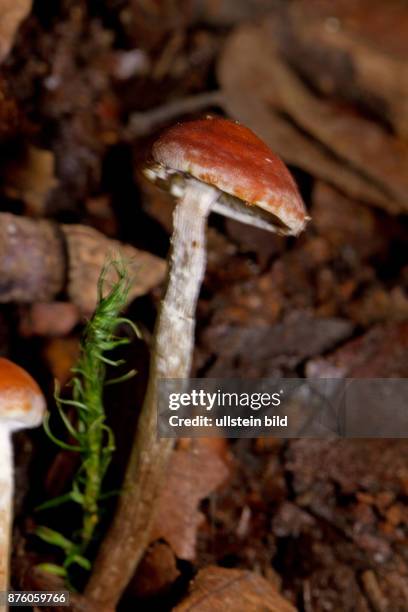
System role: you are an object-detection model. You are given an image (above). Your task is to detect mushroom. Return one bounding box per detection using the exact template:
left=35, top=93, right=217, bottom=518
left=0, top=358, right=46, bottom=601
left=86, top=117, right=308, bottom=608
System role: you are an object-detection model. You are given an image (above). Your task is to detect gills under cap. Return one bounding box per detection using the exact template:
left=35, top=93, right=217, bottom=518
left=151, top=116, right=308, bottom=236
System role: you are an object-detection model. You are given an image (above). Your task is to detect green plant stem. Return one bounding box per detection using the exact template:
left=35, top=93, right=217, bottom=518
left=36, top=259, right=138, bottom=583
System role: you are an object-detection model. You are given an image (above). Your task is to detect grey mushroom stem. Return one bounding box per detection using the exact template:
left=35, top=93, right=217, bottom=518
left=0, top=428, right=13, bottom=611
left=86, top=178, right=220, bottom=608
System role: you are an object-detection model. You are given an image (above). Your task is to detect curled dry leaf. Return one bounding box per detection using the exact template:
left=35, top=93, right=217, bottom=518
left=270, top=0, right=408, bottom=138
left=61, top=224, right=167, bottom=315
left=173, top=566, right=296, bottom=612
left=218, top=23, right=408, bottom=214
left=149, top=441, right=230, bottom=561
left=0, top=0, right=31, bottom=63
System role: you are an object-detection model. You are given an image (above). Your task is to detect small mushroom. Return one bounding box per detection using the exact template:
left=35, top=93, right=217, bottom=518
left=86, top=117, right=308, bottom=608
left=0, top=358, right=46, bottom=600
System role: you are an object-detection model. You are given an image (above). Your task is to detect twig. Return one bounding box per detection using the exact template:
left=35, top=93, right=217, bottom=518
left=127, top=91, right=225, bottom=137
left=361, top=570, right=388, bottom=612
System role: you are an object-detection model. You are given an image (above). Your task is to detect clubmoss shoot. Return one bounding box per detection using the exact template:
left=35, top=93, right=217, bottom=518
left=36, top=259, right=139, bottom=584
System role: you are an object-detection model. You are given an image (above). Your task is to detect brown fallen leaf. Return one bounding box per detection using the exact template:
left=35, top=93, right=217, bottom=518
left=270, top=0, right=408, bottom=138
left=0, top=213, right=167, bottom=313
left=173, top=566, right=296, bottom=612
left=150, top=440, right=230, bottom=561
left=218, top=23, right=408, bottom=214
left=61, top=224, right=167, bottom=315
left=257, top=47, right=408, bottom=210
left=0, top=0, right=31, bottom=63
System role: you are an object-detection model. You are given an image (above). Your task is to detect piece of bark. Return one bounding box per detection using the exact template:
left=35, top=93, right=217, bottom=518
left=270, top=0, right=408, bottom=137
left=173, top=566, right=296, bottom=612
left=218, top=23, right=408, bottom=214
left=0, top=213, right=167, bottom=314
left=0, top=213, right=65, bottom=302
left=0, top=0, right=31, bottom=63
left=150, top=441, right=230, bottom=561
left=61, top=223, right=166, bottom=315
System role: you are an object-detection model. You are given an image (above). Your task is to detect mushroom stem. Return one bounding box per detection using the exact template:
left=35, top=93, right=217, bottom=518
left=86, top=178, right=219, bottom=607
left=0, top=427, right=12, bottom=609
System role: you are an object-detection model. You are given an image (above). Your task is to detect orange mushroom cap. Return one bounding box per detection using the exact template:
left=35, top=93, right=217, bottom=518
left=151, top=117, right=308, bottom=235
left=0, top=358, right=46, bottom=431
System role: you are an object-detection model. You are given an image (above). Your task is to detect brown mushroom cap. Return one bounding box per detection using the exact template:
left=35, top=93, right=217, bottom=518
left=0, top=358, right=46, bottom=431
left=151, top=117, right=308, bottom=235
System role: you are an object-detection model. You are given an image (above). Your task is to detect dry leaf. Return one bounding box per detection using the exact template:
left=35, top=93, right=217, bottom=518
left=0, top=0, right=31, bottom=63
left=150, top=441, right=230, bottom=560
left=270, top=0, right=408, bottom=138
left=173, top=566, right=296, bottom=612
left=218, top=23, right=408, bottom=214
left=0, top=213, right=166, bottom=312
left=61, top=224, right=167, bottom=315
